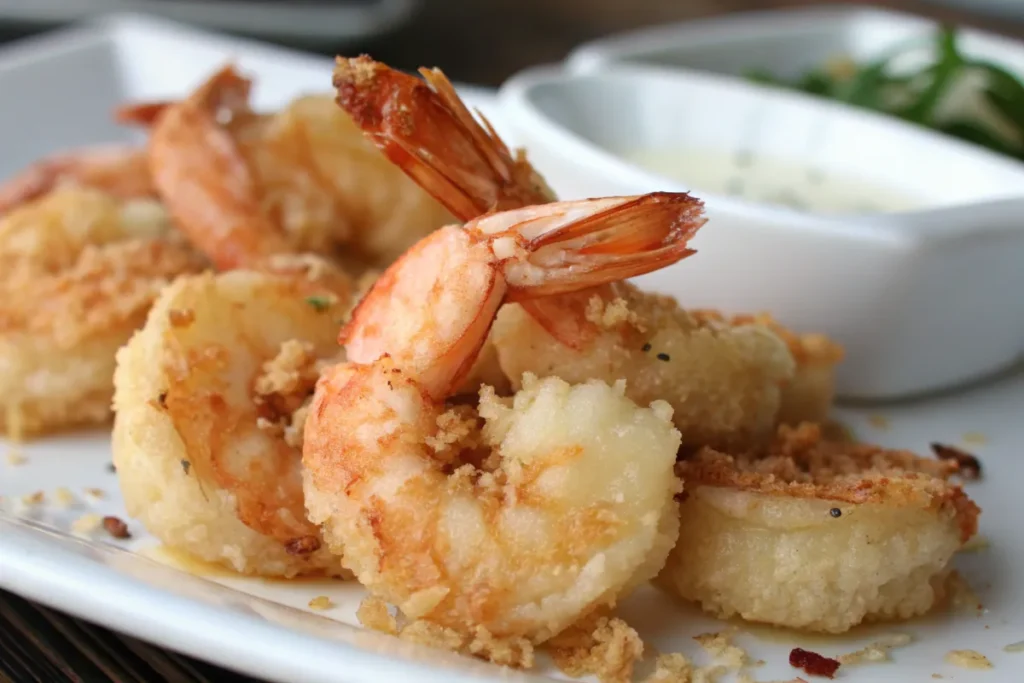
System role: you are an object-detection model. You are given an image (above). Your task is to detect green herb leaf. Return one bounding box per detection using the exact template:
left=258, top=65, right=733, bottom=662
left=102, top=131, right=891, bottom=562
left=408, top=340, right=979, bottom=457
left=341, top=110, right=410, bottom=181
left=898, top=26, right=962, bottom=125
left=306, top=295, right=332, bottom=312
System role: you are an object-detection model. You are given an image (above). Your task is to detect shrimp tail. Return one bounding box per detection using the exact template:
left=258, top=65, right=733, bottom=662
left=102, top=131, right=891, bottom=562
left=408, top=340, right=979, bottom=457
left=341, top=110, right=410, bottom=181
left=503, top=192, right=705, bottom=299
left=333, top=55, right=554, bottom=221
left=142, top=65, right=292, bottom=270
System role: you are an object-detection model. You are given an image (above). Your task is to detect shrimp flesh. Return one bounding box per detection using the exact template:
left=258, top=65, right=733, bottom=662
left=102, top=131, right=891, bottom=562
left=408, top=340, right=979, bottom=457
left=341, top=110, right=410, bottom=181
left=0, top=187, right=203, bottom=438
left=120, top=64, right=453, bottom=271
left=333, top=56, right=824, bottom=449
left=303, top=194, right=703, bottom=641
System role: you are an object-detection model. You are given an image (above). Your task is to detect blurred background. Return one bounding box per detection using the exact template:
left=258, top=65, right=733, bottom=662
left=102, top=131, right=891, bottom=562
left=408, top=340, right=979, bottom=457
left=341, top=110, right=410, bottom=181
left=0, top=0, right=1022, bottom=85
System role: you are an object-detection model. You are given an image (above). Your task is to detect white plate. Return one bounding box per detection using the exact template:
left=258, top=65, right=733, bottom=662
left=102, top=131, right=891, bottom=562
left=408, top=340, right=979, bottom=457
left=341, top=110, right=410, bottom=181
left=0, top=14, right=1022, bottom=683
left=0, top=0, right=419, bottom=46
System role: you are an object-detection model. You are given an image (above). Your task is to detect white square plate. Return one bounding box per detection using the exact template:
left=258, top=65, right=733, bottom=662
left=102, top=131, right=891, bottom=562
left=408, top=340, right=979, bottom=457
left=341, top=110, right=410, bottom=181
left=1, top=14, right=1022, bottom=683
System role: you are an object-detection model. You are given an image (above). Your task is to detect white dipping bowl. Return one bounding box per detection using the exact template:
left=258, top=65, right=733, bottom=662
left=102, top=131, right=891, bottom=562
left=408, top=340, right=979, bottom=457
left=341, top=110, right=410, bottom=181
left=497, top=63, right=1024, bottom=400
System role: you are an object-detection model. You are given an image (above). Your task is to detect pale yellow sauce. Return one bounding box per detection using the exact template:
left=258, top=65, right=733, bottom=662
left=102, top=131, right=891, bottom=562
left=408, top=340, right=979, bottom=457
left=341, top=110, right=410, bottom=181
left=623, top=148, right=920, bottom=215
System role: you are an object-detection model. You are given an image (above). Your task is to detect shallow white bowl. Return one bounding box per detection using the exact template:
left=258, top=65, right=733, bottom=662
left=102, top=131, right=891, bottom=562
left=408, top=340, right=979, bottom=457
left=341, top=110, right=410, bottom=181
left=565, top=4, right=1024, bottom=80
left=497, top=63, right=1024, bottom=400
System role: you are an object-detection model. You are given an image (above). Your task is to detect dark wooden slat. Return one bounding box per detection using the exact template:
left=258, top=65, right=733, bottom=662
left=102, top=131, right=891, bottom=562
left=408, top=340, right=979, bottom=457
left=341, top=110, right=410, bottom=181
left=0, top=590, right=269, bottom=683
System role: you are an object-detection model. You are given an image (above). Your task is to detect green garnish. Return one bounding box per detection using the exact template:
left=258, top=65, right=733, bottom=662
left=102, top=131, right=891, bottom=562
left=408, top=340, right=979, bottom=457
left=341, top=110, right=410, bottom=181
left=306, top=295, right=332, bottom=312
left=745, top=27, right=1024, bottom=161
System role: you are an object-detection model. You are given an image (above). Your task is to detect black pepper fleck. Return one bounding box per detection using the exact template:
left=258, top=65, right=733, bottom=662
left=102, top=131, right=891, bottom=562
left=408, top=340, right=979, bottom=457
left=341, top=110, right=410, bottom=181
left=107, top=462, right=117, bottom=473
left=656, top=353, right=671, bottom=362
left=157, top=392, right=168, bottom=408
left=180, top=459, right=191, bottom=475
left=641, top=343, right=652, bottom=353
left=830, top=507, right=842, bottom=518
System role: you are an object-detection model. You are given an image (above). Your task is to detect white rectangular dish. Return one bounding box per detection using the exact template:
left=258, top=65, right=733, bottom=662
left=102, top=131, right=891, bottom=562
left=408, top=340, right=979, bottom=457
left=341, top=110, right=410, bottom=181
left=497, top=61, right=1024, bottom=400
left=0, top=14, right=1022, bottom=683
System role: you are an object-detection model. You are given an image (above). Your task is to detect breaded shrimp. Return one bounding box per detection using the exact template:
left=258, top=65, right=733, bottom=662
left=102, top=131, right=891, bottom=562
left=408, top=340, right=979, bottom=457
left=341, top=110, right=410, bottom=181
left=112, top=65, right=370, bottom=576
left=333, top=56, right=828, bottom=448
left=119, top=65, right=453, bottom=270
left=659, top=423, right=981, bottom=633
left=114, top=260, right=354, bottom=577
left=303, top=194, right=702, bottom=641
left=0, top=187, right=203, bottom=438
left=0, top=145, right=155, bottom=215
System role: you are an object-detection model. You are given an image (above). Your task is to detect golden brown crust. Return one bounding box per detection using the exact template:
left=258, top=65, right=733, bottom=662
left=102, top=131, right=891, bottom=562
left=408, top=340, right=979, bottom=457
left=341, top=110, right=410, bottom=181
left=691, top=309, right=844, bottom=365
left=679, top=423, right=980, bottom=542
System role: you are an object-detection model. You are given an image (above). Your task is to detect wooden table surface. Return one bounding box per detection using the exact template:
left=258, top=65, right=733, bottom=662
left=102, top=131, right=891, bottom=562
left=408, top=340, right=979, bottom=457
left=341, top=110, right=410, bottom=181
left=1, top=1, right=1022, bottom=682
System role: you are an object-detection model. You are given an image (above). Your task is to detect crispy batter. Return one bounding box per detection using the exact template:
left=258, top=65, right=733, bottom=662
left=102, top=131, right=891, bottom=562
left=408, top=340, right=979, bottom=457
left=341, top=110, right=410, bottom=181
left=680, top=423, right=978, bottom=540
left=356, top=595, right=398, bottom=635
left=548, top=613, right=644, bottom=683
left=397, top=620, right=535, bottom=668
left=944, top=650, right=992, bottom=669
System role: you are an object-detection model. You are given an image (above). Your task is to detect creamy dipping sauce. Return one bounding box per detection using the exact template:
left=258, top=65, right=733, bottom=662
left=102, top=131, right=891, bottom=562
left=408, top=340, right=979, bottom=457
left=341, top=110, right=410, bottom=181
left=624, top=148, right=920, bottom=215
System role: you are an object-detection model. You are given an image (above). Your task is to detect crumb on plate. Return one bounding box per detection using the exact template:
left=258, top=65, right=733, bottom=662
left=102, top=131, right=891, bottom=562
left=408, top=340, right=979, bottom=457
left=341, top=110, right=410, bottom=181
left=308, top=595, right=333, bottom=610
left=837, top=633, right=912, bottom=666
left=21, top=490, right=44, bottom=506
left=1004, top=641, right=1024, bottom=653
left=961, top=431, right=987, bottom=446
left=53, top=487, right=75, bottom=507
left=6, top=449, right=26, bottom=465
left=548, top=613, right=643, bottom=683
left=83, top=487, right=105, bottom=500
left=944, top=650, right=992, bottom=669
left=693, top=630, right=748, bottom=669
left=71, top=513, right=102, bottom=535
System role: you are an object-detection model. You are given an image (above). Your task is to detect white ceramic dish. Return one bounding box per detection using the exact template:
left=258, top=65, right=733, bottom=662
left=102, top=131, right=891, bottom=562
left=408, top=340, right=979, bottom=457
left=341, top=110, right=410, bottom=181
left=0, top=0, right=418, bottom=46
left=497, top=63, right=1024, bottom=400
left=565, top=5, right=1024, bottom=80
left=0, top=14, right=1021, bottom=683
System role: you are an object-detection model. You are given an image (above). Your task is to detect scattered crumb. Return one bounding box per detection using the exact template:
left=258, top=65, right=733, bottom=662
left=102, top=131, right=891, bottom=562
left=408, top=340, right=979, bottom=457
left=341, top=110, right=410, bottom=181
left=106, top=462, right=116, bottom=473
left=693, top=630, right=747, bottom=669
left=945, top=650, right=992, bottom=669
left=102, top=516, right=131, bottom=539
left=6, top=450, right=26, bottom=465
left=21, top=490, right=44, bottom=506
left=930, top=443, right=982, bottom=479
left=945, top=571, right=983, bottom=613
left=356, top=596, right=397, bottom=635
left=931, top=675, right=943, bottom=680
left=789, top=648, right=840, bottom=678
left=399, top=620, right=534, bottom=668
left=641, top=653, right=692, bottom=682
left=959, top=535, right=990, bottom=553
left=548, top=613, right=644, bottom=683
left=1004, top=641, right=1024, bottom=653
left=961, top=431, right=987, bottom=446
left=692, top=665, right=727, bottom=683
left=837, top=633, right=912, bottom=665
left=83, top=487, right=105, bottom=500
left=308, top=595, right=333, bottom=610
left=71, top=513, right=102, bottom=535
left=867, top=415, right=889, bottom=430
left=53, top=487, right=75, bottom=507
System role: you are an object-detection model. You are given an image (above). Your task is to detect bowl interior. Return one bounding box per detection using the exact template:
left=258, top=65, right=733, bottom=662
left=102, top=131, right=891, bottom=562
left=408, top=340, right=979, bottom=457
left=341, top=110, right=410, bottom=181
left=516, top=66, right=1024, bottom=214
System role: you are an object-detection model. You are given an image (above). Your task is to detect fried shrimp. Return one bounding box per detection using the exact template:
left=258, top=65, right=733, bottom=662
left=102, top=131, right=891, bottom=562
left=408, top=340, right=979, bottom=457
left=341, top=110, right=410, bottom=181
left=0, top=145, right=155, bottom=215
left=660, top=423, right=981, bottom=633
left=119, top=64, right=453, bottom=270
left=303, top=194, right=702, bottom=641
left=333, top=56, right=832, bottom=448
left=0, top=186, right=203, bottom=438
left=112, top=67, right=366, bottom=576
left=113, top=261, right=354, bottom=576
